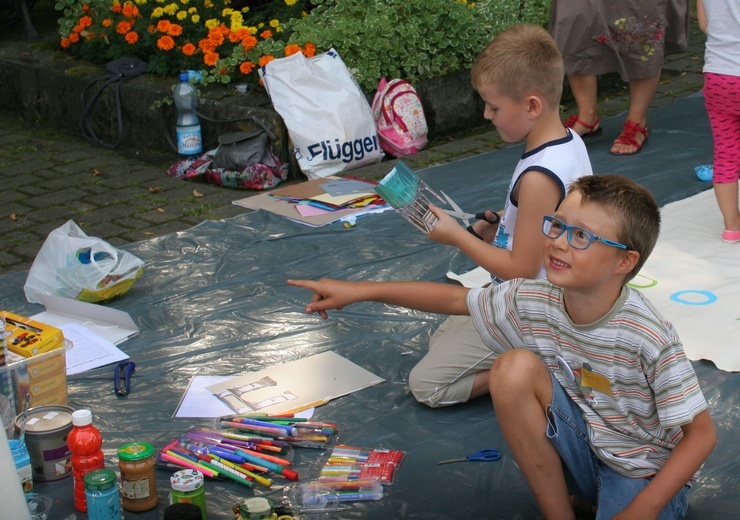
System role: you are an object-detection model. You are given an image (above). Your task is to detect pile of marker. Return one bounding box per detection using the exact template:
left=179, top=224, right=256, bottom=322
left=157, top=414, right=339, bottom=488
left=318, top=444, right=405, bottom=486
left=218, top=414, right=338, bottom=448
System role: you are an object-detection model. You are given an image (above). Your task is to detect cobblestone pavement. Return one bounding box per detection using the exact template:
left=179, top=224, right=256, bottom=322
left=0, top=17, right=707, bottom=277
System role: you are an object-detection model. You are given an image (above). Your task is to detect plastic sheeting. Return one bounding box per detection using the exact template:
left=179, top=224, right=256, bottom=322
left=0, top=94, right=737, bottom=519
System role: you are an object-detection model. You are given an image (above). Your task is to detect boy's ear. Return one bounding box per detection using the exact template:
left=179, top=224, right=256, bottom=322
left=616, top=250, right=640, bottom=276
left=526, top=95, right=544, bottom=116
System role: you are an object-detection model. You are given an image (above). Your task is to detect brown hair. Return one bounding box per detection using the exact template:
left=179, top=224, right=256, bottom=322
left=569, top=174, right=661, bottom=280
left=471, top=24, right=564, bottom=107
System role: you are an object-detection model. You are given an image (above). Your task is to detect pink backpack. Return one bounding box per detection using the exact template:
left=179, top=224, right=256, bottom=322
left=371, top=78, right=428, bottom=157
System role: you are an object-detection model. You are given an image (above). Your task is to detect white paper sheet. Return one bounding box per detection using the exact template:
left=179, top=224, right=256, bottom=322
left=206, top=351, right=385, bottom=415
left=62, top=323, right=129, bottom=375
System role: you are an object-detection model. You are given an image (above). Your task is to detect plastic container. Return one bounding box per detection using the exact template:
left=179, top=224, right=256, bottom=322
left=10, top=438, right=33, bottom=493
left=67, top=409, right=104, bottom=512
left=169, top=469, right=206, bottom=519
left=118, top=441, right=158, bottom=511
left=164, top=502, right=203, bottom=520
left=84, top=469, right=121, bottom=520
left=174, top=72, right=202, bottom=156
left=15, top=404, right=74, bottom=482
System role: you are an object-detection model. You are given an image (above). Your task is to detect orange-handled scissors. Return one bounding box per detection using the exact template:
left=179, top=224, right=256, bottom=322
left=436, top=448, right=501, bottom=465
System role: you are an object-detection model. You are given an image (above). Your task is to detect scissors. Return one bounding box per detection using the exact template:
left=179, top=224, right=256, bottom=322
left=436, top=448, right=501, bottom=465
left=439, top=190, right=499, bottom=228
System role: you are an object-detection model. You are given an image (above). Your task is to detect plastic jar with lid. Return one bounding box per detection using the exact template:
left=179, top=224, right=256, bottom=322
left=117, top=441, right=158, bottom=511
left=169, top=469, right=207, bottom=520
left=84, top=468, right=122, bottom=520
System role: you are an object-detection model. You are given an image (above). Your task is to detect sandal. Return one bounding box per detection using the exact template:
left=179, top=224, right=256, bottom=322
left=564, top=115, right=602, bottom=138
left=610, top=120, right=648, bottom=155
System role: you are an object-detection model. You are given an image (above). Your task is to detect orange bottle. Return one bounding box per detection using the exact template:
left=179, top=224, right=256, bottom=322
left=67, top=409, right=105, bottom=512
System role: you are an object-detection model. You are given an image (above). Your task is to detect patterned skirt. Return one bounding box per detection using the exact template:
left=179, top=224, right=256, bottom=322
left=548, top=0, right=690, bottom=80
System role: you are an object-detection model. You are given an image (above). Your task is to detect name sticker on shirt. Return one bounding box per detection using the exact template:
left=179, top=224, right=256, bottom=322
left=580, top=366, right=612, bottom=396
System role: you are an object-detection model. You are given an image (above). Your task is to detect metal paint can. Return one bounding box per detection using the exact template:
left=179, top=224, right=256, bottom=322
left=15, top=404, right=74, bottom=482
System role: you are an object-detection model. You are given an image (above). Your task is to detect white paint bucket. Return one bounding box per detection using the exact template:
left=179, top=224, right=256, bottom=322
left=15, top=405, right=74, bottom=482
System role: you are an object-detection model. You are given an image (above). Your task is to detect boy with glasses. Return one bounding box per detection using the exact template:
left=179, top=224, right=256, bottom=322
left=288, top=174, right=716, bottom=519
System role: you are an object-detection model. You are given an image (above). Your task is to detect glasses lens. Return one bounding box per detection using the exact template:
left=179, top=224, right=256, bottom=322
left=569, top=227, right=593, bottom=249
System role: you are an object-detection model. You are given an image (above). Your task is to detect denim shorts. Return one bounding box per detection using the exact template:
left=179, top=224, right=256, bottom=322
left=545, top=373, right=689, bottom=520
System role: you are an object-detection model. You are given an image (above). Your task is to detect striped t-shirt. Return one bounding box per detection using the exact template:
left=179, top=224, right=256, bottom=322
left=467, top=278, right=708, bottom=478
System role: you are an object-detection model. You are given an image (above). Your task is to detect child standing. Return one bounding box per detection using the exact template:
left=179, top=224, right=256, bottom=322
left=289, top=174, right=716, bottom=519
left=697, top=0, right=740, bottom=243
left=412, top=24, right=592, bottom=407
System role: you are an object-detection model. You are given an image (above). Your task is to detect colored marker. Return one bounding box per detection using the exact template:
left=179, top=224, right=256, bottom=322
left=235, top=449, right=299, bottom=481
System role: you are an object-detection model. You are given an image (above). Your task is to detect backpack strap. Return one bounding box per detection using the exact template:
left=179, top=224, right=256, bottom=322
left=80, top=57, right=148, bottom=149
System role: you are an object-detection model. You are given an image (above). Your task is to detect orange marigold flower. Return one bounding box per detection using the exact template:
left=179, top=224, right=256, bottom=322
left=303, top=42, right=316, bottom=57
left=258, top=55, right=275, bottom=67
left=198, top=38, right=217, bottom=52
left=73, top=24, right=83, bottom=34
left=229, top=28, right=248, bottom=43
left=122, top=4, right=138, bottom=17
left=260, top=29, right=272, bottom=40
left=284, top=44, right=301, bottom=57
left=79, top=16, right=93, bottom=29
left=111, top=4, right=122, bottom=13
left=203, top=51, right=219, bottom=66
left=207, top=26, right=225, bottom=45
left=116, top=21, right=131, bottom=35
left=82, top=4, right=90, bottom=12
left=157, top=20, right=171, bottom=33
left=239, top=61, right=255, bottom=75
left=60, top=38, right=71, bottom=48
left=182, top=43, right=197, bottom=56
left=157, top=35, right=175, bottom=51
left=241, top=35, right=257, bottom=52
left=69, top=32, right=80, bottom=43
left=102, top=18, right=113, bottom=27
left=167, top=24, right=182, bottom=37
left=125, top=31, right=139, bottom=44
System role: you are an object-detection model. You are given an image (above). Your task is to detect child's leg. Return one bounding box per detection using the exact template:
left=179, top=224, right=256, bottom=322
left=490, top=349, right=576, bottom=519
left=704, top=72, right=740, bottom=236
left=409, top=315, right=498, bottom=407
left=595, top=466, right=688, bottom=520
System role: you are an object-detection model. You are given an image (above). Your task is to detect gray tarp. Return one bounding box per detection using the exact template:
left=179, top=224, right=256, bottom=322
left=1, top=94, right=737, bottom=519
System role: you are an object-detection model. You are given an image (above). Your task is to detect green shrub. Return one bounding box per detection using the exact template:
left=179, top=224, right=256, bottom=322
left=56, top=0, right=551, bottom=92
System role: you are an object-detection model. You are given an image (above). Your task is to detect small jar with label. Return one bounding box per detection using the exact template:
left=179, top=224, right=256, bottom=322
left=170, top=469, right=207, bottom=520
left=84, top=469, right=122, bottom=520
left=118, top=441, right=158, bottom=511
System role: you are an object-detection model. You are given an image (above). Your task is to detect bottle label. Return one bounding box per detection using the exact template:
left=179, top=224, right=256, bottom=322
left=121, top=477, right=152, bottom=499
left=177, top=125, right=203, bottom=155
left=18, top=463, right=33, bottom=493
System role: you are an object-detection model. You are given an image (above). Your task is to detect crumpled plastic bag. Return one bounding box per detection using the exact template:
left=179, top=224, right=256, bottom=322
left=23, top=220, right=144, bottom=304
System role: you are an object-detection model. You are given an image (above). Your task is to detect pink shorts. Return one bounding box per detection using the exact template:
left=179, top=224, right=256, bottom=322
left=703, top=73, right=740, bottom=184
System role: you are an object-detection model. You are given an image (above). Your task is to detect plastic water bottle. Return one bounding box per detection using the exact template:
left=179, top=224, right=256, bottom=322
left=174, top=72, right=203, bottom=156
left=10, top=438, right=33, bottom=493
left=67, top=409, right=105, bottom=512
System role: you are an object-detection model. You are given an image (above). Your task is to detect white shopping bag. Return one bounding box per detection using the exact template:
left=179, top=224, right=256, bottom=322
left=260, top=48, right=384, bottom=179
left=24, top=220, right=144, bottom=304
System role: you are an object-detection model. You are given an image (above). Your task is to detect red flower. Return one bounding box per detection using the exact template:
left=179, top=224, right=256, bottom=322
left=157, top=35, right=175, bottom=51
left=239, top=61, right=255, bottom=75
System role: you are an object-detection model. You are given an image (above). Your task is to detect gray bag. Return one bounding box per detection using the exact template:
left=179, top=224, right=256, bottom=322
left=212, top=122, right=280, bottom=171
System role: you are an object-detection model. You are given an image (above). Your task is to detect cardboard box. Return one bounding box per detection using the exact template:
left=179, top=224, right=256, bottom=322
left=1, top=345, right=70, bottom=418
left=2, top=311, right=65, bottom=358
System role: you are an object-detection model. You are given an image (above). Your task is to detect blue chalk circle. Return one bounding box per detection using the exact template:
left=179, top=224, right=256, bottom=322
left=694, top=164, right=713, bottom=182
left=669, top=290, right=717, bottom=306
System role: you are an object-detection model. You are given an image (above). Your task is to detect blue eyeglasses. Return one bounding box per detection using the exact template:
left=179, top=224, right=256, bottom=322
left=542, top=216, right=628, bottom=250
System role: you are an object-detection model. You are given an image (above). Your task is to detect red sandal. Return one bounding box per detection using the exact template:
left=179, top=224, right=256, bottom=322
left=610, top=120, right=649, bottom=155
left=563, top=115, right=602, bottom=138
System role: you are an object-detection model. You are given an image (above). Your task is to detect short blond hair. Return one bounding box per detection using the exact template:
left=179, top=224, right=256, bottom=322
left=471, top=24, right=564, bottom=108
